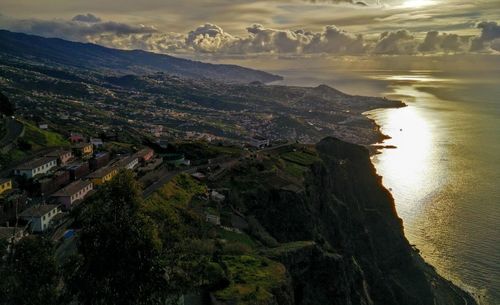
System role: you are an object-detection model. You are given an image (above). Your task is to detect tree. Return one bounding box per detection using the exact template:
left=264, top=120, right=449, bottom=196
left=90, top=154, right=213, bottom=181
left=0, top=91, right=15, bottom=116
left=66, top=171, right=180, bottom=305
left=0, top=236, right=59, bottom=305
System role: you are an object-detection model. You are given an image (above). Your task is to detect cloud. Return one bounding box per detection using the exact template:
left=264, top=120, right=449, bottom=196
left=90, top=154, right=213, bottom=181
left=72, top=13, right=102, bottom=23
left=418, top=31, right=469, bottom=53
left=374, top=30, right=418, bottom=54
left=186, top=23, right=236, bottom=53
left=183, top=23, right=366, bottom=55
left=471, top=21, right=500, bottom=52
left=0, top=14, right=157, bottom=42
left=0, top=13, right=495, bottom=56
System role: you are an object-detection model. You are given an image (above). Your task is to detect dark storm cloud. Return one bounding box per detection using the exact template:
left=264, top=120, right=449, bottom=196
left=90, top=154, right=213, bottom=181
left=419, top=31, right=469, bottom=53
left=1, top=14, right=157, bottom=41
left=471, top=21, right=500, bottom=51
left=72, top=13, right=102, bottom=23
left=374, top=30, right=417, bottom=54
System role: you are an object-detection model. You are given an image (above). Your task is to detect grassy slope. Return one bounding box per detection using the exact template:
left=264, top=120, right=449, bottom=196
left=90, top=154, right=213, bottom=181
left=214, top=255, right=287, bottom=304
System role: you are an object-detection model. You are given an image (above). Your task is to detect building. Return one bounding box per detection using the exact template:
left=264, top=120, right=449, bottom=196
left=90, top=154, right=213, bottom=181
left=249, top=136, right=270, bottom=149
left=135, top=148, right=154, bottom=163
left=38, top=170, right=70, bottom=196
left=45, top=149, right=73, bottom=166
left=0, top=193, right=28, bottom=226
left=72, top=143, right=93, bottom=157
left=210, top=190, right=226, bottom=203
left=52, top=180, right=93, bottom=210
left=205, top=213, right=221, bottom=226
left=87, top=166, right=118, bottom=186
left=90, top=138, right=104, bottom=148
left=90, top=152, right=110, bottom=170
left=69, top=132, right=84, bottom=143
left=14, top=157, right=58, bottom=178
left=67, top=162, right=90, bottom=181
left=117, top=156, right=139, bottom=170
left=0, top=178, right=13, bottom=196
left=19, top=205, right=61, bottom=232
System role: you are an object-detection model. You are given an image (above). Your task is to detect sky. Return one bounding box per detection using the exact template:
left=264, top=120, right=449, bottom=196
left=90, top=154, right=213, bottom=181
left=0, top=0, right=499, bottom=57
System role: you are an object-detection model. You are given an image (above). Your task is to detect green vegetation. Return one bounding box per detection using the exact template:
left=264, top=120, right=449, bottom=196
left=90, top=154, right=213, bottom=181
left=21, top=122, right=69, bottom=150
left=0, top=237, right=59, bottom=305
left=173, top=141, right=242, bottom=164
left=281, top=150, right=320, bottom=166
left=218, top=228, right=257, bottom=249
left=214, top=255, right=287, bottom=304
left=67, top=171, right=205, bottom=305
left=281, top=160, right=308, bottom=178
left=263, top=241, right=316, bottom=258
left=149, top=173, right=207, bottom=207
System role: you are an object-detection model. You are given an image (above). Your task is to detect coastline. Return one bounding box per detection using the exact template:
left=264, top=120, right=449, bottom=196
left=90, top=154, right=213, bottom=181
left=362, top=105, right=487, bottom=305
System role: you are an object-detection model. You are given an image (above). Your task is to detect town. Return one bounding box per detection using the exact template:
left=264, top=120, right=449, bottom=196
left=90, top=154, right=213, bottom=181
left=0, top=132, right=158, bottom=238
left=0, top=113, right=279, bottom=251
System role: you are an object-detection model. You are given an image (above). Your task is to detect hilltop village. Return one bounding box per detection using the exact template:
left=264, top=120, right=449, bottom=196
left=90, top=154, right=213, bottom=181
left=0, top=114, right=276, bottom=244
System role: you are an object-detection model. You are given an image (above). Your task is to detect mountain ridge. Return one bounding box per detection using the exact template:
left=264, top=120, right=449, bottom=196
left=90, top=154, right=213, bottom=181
left=0, top=29, right=283, bottom=83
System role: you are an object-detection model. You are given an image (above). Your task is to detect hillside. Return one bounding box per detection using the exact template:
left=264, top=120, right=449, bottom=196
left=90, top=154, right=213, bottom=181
left=204, top=138, right=477, bottom=305
left=0, top=29, right=282, bottom=83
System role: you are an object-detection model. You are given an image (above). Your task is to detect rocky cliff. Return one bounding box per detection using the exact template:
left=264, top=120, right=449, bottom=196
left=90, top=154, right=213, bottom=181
left=215, top=137, right=476, bottom=305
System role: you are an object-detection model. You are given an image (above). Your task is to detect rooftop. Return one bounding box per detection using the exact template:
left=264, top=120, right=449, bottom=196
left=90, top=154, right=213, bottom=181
left=19, top=204, right=59, bottom=218
left=52, top=180, right=92, bottom=197
left=87, top=165, right=118, bottom=178
left=94, top=152, right=109, bottom=159
left=45, top=149, right=72, bottom=158
left=16, top=157, right=57, bottom=170
left=0, top=178, right=12, bottom=184
left=116, top=155, right=138, bottom=167
left=135, top=148, right=154, bottom=157
left=67, top=162, right=88, bottom=169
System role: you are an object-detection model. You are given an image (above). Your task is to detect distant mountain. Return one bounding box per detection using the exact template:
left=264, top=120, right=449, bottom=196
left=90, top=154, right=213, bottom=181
left=0, top=29, right=282, bottom=83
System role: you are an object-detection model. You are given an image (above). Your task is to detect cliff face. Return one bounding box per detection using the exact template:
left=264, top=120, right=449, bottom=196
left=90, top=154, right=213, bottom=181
left=229, top=137, right=475, bottom=305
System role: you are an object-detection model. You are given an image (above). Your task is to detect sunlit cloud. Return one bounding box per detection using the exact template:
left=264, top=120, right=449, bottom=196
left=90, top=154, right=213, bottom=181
left=0, top=0, right=498, bottom=57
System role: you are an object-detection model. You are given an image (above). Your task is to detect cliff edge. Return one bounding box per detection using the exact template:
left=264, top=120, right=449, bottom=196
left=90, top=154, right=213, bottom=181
left=211, top=137, right=476, bottom=305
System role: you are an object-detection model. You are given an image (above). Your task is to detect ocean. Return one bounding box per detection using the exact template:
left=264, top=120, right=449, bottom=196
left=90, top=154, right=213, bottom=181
left=230, top=55, right=500, bottom=305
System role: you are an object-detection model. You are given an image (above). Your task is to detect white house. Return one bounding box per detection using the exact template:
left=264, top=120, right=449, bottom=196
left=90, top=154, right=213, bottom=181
left=117, top=156, right=139, bottom=170
left=19, top=205, right=61, bottom=232
left=14, top=157, right=58, bottom=178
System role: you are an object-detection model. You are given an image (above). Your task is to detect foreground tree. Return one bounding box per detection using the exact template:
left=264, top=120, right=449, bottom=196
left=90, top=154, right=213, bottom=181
left=0, top=237, right=59, bottom=305
left=66, top=171, right=189, bottom=305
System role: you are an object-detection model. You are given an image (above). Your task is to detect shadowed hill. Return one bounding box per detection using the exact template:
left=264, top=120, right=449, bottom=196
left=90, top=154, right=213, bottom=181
left=0, top=29, right=282, bottom=83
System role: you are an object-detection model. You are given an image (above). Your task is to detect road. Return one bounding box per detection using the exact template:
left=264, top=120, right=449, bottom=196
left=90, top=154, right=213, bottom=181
left=0, top=118, right=24, bottom=152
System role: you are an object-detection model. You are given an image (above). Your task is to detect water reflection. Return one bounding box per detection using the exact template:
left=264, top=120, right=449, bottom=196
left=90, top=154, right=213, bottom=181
left=369, top=106, right=435, bottom=215
left=367, top=72, right=499, bottom=304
